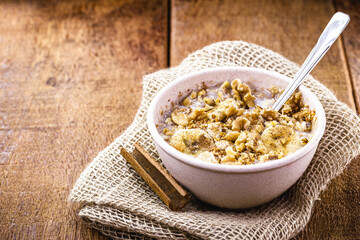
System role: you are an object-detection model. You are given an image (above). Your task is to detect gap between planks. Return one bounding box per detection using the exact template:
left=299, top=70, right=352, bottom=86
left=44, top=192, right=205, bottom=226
left=332, top=0, right=359, bottom=113
left=337, top=35, right=358, bottom=113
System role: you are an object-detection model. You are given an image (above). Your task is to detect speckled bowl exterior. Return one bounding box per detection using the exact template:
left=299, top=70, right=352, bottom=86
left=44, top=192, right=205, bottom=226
left=147, top=67, right=326, bottom=209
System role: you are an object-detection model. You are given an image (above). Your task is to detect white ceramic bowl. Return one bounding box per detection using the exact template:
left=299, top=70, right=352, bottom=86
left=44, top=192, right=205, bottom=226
left=147, top=67, right=326, bottom=209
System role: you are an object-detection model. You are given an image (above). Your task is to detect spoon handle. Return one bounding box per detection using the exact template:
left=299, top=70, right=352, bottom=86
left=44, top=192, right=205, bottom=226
left=272, top=12, right=350, bottom=111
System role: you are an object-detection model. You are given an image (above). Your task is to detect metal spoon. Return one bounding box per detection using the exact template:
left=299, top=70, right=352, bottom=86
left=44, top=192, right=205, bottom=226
left=272, top=12, right=350, bottom=111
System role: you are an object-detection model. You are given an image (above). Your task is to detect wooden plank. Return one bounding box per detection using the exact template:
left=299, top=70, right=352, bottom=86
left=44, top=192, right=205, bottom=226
left=335, top=0, right=360, bottom=112
left=170, top=0, right=356, bottom=109
left=170, top=0, right=359, bottom=239
left=0, top=0, right=168, bottom=239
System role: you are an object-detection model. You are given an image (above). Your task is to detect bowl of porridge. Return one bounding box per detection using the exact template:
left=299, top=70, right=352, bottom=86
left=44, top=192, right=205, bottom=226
left=147, top=67, right=326, bottom=209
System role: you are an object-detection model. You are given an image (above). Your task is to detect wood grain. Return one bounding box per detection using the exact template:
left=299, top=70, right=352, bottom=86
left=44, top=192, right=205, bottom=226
left=1, top=0, right=359, bottom=239
left=0, top=0, right=167, bottom=239
left=170, top=0, right=359, bottom=239
left=335, top=0, right=360, bottom=112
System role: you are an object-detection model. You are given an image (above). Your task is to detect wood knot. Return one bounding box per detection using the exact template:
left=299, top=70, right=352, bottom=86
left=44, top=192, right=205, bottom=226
left=46, top=77, right=56, bottom=87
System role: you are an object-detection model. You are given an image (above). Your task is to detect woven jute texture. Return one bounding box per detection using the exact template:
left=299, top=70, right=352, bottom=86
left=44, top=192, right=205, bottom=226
left=69, top=41, right=360, bottom=240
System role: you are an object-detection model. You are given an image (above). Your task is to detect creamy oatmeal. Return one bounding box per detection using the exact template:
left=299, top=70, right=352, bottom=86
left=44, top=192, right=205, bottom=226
left=157, top=79, right=316, bottom=165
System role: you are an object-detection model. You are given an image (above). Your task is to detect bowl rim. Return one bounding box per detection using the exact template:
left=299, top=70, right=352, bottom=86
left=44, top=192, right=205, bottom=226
left=147, top=67, right=326, bottom=173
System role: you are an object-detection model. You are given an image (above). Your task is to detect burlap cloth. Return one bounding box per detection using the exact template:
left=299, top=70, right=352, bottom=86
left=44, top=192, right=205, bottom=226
left=69, top=41, right=360, bottom=240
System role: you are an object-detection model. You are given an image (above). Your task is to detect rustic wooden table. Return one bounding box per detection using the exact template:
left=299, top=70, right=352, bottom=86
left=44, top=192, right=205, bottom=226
left=1, top=0, right=359, bottom=239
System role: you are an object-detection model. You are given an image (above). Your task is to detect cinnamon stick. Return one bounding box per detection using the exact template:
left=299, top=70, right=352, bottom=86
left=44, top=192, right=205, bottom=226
left=120, top=142, right=190, bottom=211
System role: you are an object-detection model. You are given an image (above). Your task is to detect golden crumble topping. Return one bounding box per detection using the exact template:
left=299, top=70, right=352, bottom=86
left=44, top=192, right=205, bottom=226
left=157, top=79, right=316, bottom=165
